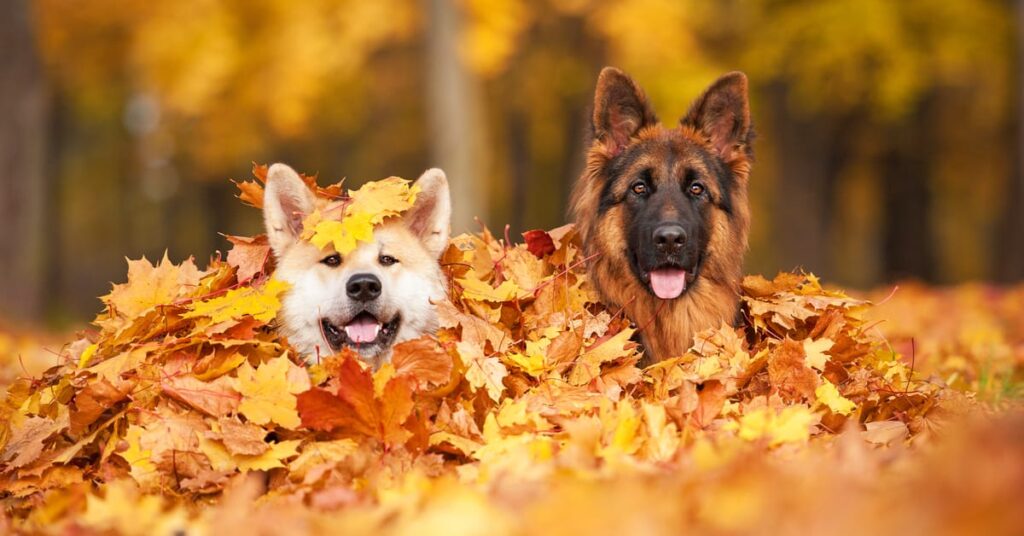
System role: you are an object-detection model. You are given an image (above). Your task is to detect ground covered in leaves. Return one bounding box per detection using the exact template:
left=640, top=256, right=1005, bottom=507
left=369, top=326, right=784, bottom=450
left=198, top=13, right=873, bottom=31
left=2, top=170, right=1023, bottom=535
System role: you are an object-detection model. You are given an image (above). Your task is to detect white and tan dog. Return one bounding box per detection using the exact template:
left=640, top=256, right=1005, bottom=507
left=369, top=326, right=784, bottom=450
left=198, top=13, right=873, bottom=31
left=262, top=163, right=451, bottom=368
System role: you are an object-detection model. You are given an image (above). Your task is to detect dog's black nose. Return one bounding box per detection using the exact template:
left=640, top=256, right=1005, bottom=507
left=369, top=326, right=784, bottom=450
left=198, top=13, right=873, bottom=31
left=653, top=224, right=687, bottom=251
left=346, top=273, right=382, bottom=302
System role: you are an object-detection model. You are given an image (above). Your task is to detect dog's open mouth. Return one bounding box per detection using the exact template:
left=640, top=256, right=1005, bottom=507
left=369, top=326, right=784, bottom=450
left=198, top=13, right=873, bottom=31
left=642, top=261, right=700, bottom=300
left=320, top=312, right=400, bottom=352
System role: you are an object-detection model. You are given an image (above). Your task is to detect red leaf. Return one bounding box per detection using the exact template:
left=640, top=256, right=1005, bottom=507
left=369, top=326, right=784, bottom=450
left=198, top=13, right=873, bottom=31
left=297, top=388, right=359, bottom=432
left=297, top=355, right=416, bottom=444
left=392, top=338, right=453, bottom=391
left=334, top=357, right=378, bottom=435
left=225, top=234, right=271, bottom=283
left=523, top=229, right=556, bottom=258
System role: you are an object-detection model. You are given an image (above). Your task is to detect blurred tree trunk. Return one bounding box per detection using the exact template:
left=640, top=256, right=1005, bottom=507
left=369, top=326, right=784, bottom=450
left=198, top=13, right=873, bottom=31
left=996, top=0, right=1024, bottom=282
left=769, top=84, right=843, bottom=276
left=0, top=0, right=50, bottom=322
left=507, top=111, right=530, bottom=234
left=424, top=0, right=487, bottom=233
left=881, top=95, right=937, bottom=282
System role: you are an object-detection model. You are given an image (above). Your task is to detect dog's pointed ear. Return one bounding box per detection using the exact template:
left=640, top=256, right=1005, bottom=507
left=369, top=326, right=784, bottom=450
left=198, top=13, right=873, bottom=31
left=263, top=163, right=316, bottom=256
left=593, top=67, right=657, bottom=156
left=405, top=168, right=451, bottom=259
left=681, top=72, right=752, bottom=164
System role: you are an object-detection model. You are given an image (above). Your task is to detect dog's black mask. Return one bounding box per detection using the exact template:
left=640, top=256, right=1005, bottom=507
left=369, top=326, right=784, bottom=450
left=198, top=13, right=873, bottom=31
left=600, top=138, right=733, bottom=300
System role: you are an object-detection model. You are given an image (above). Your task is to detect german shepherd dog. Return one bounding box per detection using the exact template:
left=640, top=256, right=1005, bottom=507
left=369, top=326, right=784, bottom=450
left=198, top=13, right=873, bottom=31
left=570, top=68, right=753, bottom=363
left=263, top=164, right=451, bottom=368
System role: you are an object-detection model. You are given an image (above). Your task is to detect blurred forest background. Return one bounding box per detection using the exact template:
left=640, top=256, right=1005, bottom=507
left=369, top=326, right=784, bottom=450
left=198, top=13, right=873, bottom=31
left=1, top=0, right=1022, bottom=327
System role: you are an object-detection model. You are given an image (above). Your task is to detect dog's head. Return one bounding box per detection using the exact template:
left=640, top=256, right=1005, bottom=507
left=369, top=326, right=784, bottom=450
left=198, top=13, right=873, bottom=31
left=262, top=164, right=451, bottom=368
left=579, top=68, right=753, bottom=300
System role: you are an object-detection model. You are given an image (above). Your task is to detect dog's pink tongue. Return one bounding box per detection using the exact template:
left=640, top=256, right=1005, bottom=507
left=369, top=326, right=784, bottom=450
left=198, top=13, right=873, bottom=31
left=344, top=316, right=380, bottom=343
left=650, top=268, right=687, bottom=299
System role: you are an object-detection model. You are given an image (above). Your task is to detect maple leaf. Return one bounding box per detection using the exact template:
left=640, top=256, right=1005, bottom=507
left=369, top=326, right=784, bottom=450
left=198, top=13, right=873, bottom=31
left=104, top=253, right=203, bottom=319
left=1, top=415, right=61, bottom=469
left=215, top=418, right=270, bottom=456
left=568, top=328, right=637, bottom=386
left=235, top=356, right=309, bottom=430
left=346, top=176, right=420, bottom=223
left=120, top=424, right=157, bottom=483
left=307, top=210, right=375, bottom=255
left=225, top=234, right=271, bottom=283
left=199, top=435, right=301, bottom=472
left=161, top=375, right=240, bottom=418
left=457, top=276, right=527, bottom=302
left=183, top=278, right=289, bottom=324
left=815, top=380, right=856, bottom=416
left=391, top=338, right=454, bottom=391
left=457, top=341, right=508, bottom=402
left=863, top=421, right=910, bottom=445
left=297, top=355, right=415, bottom=444
left=82, top=480, right=188, bottom=535
left=296, top=388, right=359, bottom=432
left=234, top=179, right=265, bottom=208
left=803, top=338, right=835, bottom=371
left=734, top=405, right=819, bottom=447
left=767, top=338, right=820, bottom=401
left=70, top=378, right=127, bottom=435
left=288, top=439, right=360, bottom=477
left=522, top=229, right=556, bottom=258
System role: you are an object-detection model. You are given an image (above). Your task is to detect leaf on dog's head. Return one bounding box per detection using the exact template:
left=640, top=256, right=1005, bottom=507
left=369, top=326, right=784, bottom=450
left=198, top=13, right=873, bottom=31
left=183, top=278, right=289, bottom=324
left=307, top=211, right=375, bottom=255
left=242, top=163, right=342, bottom=208
left=347, top=177, right=420, bottom=224
left=301, top=176, right=420, bottom=255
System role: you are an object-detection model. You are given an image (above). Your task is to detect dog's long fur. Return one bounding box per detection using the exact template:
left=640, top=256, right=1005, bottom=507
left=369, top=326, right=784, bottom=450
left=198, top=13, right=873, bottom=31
left=263, top=164, right=451, bottom=368
left=571, top=68, right=754, bottom=363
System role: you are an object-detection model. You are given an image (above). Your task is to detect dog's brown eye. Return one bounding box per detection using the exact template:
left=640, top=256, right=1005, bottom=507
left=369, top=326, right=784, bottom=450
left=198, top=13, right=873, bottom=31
left=379, top=254, right=398, bottom=266
left=321, top=254, right=341, bottom=267
left=688, top=182, right=705, bottom=197
left=631, top=181, right=648, bottom=195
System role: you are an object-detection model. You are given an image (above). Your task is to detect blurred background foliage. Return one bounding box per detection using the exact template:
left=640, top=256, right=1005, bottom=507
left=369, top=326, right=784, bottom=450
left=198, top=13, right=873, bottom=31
left=1, top=0, right=1022, bottom=326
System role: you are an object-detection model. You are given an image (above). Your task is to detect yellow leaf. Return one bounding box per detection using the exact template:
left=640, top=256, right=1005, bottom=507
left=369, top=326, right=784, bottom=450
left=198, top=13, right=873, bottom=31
left=457, top=277, right=526, bottom=302
left=568, top=328, right=636, bottom=386
left=505, top=339, right=549, bottom=377
left=78, top=343, right=98, bottom=369
left=347, top=176, right=420, bottom=223
left=199, top=435, right=301, bottom=472
left=289, top=439, right=360, bottom=476
left=103, top=253, right=203, bottom=319
left=183, top=278, right=289, bottom=324
left=803, top=338, right=834, bottom=371
left=815, top=380, right=857, bottom=416
left=235, top=357, right=309, bottom=429
left=735, top=406, right=818, bottom=447
left=83, top=480, right=186, bottom=536
left=308, top=211, right=375, bottom=255
left=599, top=401, right=642, bottom=459
left=457, top=341, right=507, bottom=402
left=642, top=402, right=680, bottom=462
left=121, top=425, right=155, bottom=483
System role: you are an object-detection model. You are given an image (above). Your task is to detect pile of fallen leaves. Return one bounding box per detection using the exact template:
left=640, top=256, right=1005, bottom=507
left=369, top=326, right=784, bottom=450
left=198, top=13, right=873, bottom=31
left=2, top=167, right=1022, bottom=535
